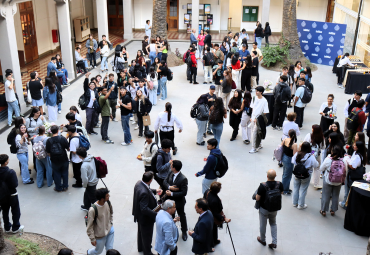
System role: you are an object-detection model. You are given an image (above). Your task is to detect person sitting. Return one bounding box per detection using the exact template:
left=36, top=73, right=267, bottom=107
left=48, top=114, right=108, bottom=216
left=74, top=47, right=88, bottom=74
left=55, top=54, right=68, bottom=81
left=47, top=57, right=69, bottom=85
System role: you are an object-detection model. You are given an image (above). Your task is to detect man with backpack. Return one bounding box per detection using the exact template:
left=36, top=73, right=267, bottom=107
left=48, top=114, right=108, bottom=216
left=212, top=61, right=224, bottom=98
left=202, top=47, right=213, bottom=84
left=299, top=71, right=314, bottom=93
left=0, top=154, right=24, bottom=234
left=86, top=188, right=114, bottom=255
left=195, top=138, right=221, bottom=194
left=255, top=169, right=283, bottom=250
left=153, top=139, right=173, bottom=189
left=138, top=130, right=158, bottom=172
left=76, top=147, right=99, bottom=212
left=67, top=125, right=83, bottom=188
left=83, top=72, right=99, bottom=135
left=45, top=125, right=70, bottom=192
left=343, top=90, right=365, bottom=142
left=347, top=99, right=366, bottom=144
left=272, top=75, right=291, bottom=130
left=294, top=78, right=310, bottom=129
left=188, top=47, right=198, bottom=85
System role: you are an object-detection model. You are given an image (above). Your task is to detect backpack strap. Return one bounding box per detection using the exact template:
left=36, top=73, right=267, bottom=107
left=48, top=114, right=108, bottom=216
left=92, top=204, right=98, bottom=223
left=261, top=182, right=270, bottom=191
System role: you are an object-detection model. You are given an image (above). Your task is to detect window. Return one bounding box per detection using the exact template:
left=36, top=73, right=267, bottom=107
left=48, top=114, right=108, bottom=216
left=336, top=0, right=361, bottom=12
left=333, top=7, right=358, bottom=54
left=362, top=0, right=370, bottom=19
left=170, top=0, right=177, bottom=17
left=242, top=6, right=258, bottom=22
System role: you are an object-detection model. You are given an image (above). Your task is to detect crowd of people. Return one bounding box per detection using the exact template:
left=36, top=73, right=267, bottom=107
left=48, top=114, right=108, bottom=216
left=1, top=22, right=369, bottom=255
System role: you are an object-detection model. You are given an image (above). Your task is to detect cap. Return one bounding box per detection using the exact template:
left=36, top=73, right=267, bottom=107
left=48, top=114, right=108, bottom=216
left=210, top=85, right=216, bottom=90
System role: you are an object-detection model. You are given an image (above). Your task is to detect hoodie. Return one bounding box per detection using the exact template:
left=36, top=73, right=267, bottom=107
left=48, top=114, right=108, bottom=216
left=273, top=81, right=291, bottom=103
left=196, top=148, right=221, bottom=180
left=0, top=166, right=18, bottom=195
left=156, top=148, right=172, bottom=179
left=81, top=155, right=99, bottom=188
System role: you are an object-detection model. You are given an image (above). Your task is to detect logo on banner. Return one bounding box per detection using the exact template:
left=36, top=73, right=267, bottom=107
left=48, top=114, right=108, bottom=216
left=337, top=49, right=343, bottom=55
left=334, top=25, right=340, bottom=31
left=341, top=38, right=345, bottom=44
left=326, top=48, right=331, bottom=54
left=329, top=60, right=334, bottom=65
left=323, top=23, right=328, bottom=30
left=317, top=58, right=322, bottom=64
left=301, top=21, right=306, bottom=27
left=315, top=46, right=320, bottom=52
left=298, top=32, right=301, bottom=38
left=312, top=22, right=317, bottom=28
left=318, top=35, right=323, bottom=41
left=304, top=45, right=309, bottom=51
left=307, top=33, right=312, bottom=39
left=329, top=36, right=334, bottom=42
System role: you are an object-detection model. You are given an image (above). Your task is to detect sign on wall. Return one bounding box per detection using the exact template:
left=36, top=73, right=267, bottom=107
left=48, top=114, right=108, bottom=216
left=297, top=19, right=347, bottom=66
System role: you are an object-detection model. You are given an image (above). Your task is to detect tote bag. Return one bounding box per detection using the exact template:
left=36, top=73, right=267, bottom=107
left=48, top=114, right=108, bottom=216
left=143, top=114, right=151, bottom=126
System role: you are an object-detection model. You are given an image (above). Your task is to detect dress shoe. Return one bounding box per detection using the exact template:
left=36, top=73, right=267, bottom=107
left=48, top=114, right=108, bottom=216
left=268, top=243, right=277, bottom=249
left=182, top=231, right=188, bottom=241
left=257, top=236, right=266, bottom=246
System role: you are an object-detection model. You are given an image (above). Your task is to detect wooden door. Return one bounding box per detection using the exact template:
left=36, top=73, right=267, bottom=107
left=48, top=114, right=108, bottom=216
left=167, top=0, right=179, bottom=31
left=19, top=1, right=38, bottom=63
left=107, top=0, right=124, bottom=30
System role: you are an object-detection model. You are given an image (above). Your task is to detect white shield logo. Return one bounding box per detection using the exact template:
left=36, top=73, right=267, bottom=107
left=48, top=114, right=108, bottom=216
left=337, top=49, right=343, bottom=55
left=340, top=37, right=345, bottom=44
left=312, top=22, right=317, bottom=28
left=323, top=23, right=328, bottom=30
left=329, top=36, right=334, bottom=42
left=315, top=46, right=320, bottom=52
left=326, top=48, right=331, bottom=54
left=298, top=32, right=301, bottom=38
left=307, top=33, right=312, bottom=39
left=329, top=60, right=334, bottom=66
left=304, top=45, right=309, bottom=51
left=334, top=25, right=340, bottom=31
left=317, top=58, right=322, bottom=64
left=318, top=35, right=323, bottom=41
left=301, top=21, right=306, bottom=27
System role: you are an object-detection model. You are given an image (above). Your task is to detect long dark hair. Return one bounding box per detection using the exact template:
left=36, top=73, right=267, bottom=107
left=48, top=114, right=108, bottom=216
left=331, top=145, right=344, bottom=159
left=311, top=124, right=324, bottom=146
left=12, top=117, right=24, bottom=129
left=224, top=70, right=232, bottom=87
left=136, top=50, right=143, bottom=60
left=49, top=70, right=59, bottom=84
left=288, top=129, right=297, bottom=148
left=327, top=132, right=343, bottom=155
left=288, top=64, right=295, bottom=78
left=332, top=121, right=341, bottom=133
left=306, top=66, right=312, bottom=78
left=226, top=52, right=233, bottom=60
left=29, top=107, right=40, bottom=119
left=341, top=52, right=350, bottom=59
left=229, top=90, right=242, bottom=109
left=246, top=55, right=253, bottom=68
left=165, top=102, right=172, bottom=122
left=70, top=106, right=79, bottom=114
left=231, top=56, right=238, bottom=66
left=149, top=66, right=156, bottom=79
left=355, top=141, right=367, bottom=165
left=196, top=94, right=208, bottom=105
left=55, top=54, right=62, bottom=63
left=243, top=91, right=252, bottom=108
left=297, top=142, right=312, bottom=162
left=211, top=98, right=225, bottom=120
left=294, top=61, right=302, bottom=68
left=16, top=123, right=27, bottom=136
left=356, top=131, right=365, bottom=143
left=45, top=78, right=55, bottom=94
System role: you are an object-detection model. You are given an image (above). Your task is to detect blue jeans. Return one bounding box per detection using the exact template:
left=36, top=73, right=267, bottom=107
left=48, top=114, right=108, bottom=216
left=17, top=153, right=31, bottom=183
left=101, top=56, right=108, bottom=71
left=58, top=103, right=61, bottom=111
left=157, top=52, right=162, bottom=61
left=196, top=119, right=207, bottom=143
left=52, top=161, right=69, bottom=191
left=293, top=173, right=312, bottom=207
left=88, top=226, right=115, bottom=255
left=149, top=83, right=158, bottom=105
left=211, top=123, right=223, bottom=149
left=160, top=77, right=167, bottom=100
left=57, top=71, right=67, bottom=84
left=36, top=157, right=53, bottom=188
left=84, top=60, right=89, bottom=68
left=149, top=51, right=156, bottom=65
left=281, top=154, right=294, bottom=193
left=340, top=177, right=349, bottom=208
left=256, top=37, right=262, bottom=49
left=61, top=68, right=68, bottom=79
left=121, top=115, right=132, bottom=144
left=7, top=100, right=20, bottom=125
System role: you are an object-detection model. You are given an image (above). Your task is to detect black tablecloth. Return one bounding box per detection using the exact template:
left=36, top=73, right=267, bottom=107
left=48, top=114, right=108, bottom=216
left=263, top=93, right=274, bottom=126
left=332, top=57, right=340, bottom=73
left=344, top=72, right=370, bottom=94
left=344, top=180, right=370, bottom=236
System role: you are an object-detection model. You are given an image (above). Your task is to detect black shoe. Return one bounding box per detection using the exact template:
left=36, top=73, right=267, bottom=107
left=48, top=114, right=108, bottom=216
left=193, top=82, right=199, bottom=85
left=30, top=178, right=33, bottom=181
left=72, top=184, right=83, bottom=188
left=201, top=141, right=205, bottom=145
left=25, top=180, right=34, bottom=184
left=203, top=82, right=207, bottom=84
left=182, top=231, right=188, bottom=241
left=173, top=147, right=178, bottom=155
left=81, top=205, right=88, bottom=212
left=244, top=140, right=250, bottom=145
left=189, top=81, right=193, bottom=84
left=207, top=131, right=213, bottom=135
left=203, top=133, right=206, bottom=138
left=230, top=137, right=236, bottom=141
left=196, top=142, right=205, bottom=146
left=90, top=131, right=98, bottom=135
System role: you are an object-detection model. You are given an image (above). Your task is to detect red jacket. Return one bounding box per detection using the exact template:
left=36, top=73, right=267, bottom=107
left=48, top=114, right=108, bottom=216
left=190, top=52, right=197, bottom=67
left=354, top=107, right=366, bottom=131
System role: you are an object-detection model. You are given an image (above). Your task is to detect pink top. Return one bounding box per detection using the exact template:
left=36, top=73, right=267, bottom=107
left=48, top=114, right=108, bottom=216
left=197, top=35, right=205, bottom=46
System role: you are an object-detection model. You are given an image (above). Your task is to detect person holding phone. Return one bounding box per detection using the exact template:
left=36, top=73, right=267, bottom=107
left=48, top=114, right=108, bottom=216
left=98, top=85, right=115, bottom=144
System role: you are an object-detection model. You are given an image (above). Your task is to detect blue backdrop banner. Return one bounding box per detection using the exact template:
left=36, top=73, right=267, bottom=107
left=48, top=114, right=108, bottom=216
left=297, top=19, right=347, bottom=66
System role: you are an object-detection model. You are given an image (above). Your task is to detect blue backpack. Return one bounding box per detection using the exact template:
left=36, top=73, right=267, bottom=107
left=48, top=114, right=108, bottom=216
left=71, top=135, right=91, bottom=151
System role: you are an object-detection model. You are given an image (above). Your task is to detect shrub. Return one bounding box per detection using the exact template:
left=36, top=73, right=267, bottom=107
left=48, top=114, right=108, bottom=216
left=262, top=39, right=290, bottom=67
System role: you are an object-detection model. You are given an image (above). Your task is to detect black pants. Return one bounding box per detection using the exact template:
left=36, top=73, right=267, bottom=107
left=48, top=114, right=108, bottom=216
left=93, top=113, right=100, bottom=127
left=83, top=185, right=97, bottom=209
left=241, top=70, right=251, bottom=92
left=137, top=112, right=149, bottom=136
left=87, top=52, right=96, bottom=67
left=272, top=101, right=288, bottom=128
left=77, top=60, right=87, bottom=73
left=144, top=165, right=152, bottom=172
left=137, top=222, right=154, bottom=255
left=101, top=116, right=110, bottom=140
left=294, top=106, right=305, bottom=128
left=172, top=201, right=187, bottom=233
left=161, top=53, right=168, bottom=63
left=337, top=66, right=344, bottom=84
left=154, top=175, right=165, bottom=189
left=1, top=195, right=21, bottom=231
left=160, top=130, right=175, bottom=150
left=257, top=72, right=259, bottom=85
left=265, top=35, right=269, bottom=45
left=190, top=66, right=197, bottom=83
left=86, top=107, right=97, bottom=133
left=72, top=162, right=82, bottom=186
left=159, top=246, right=177, bottom=255
left=229, top=112, right=241, bottom=139
left=212, top=222, right=218, bottom=246
left=108, top=98, right=117, bottom=119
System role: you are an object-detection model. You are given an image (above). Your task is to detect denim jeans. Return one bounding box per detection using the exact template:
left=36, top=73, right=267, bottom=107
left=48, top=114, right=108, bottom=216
left=160, top=77, right=168, bottom=100
left=256, top=37, right=262, bottom=49
left=211, top=123, right=223, bottom=149
left=206, top=120, right=212, bottom=133
left=121, top=115, right=132, bottom=144
left=340, top=177, right=349, bottom=208
left=157, top=52, right=162, bottom=61
left=88, top=226, right=114, bottom=255
left=149, top=84, right=158, bottom=105
left=58, top=103, right=61, bottom=111
left=84, top=60, right=89, bottom=68
left=149, top=51, right=156, bottom=65
left=292, top=173, right=312, bottom=206
left=1, top=195, right=21, bottom=231
left=17, top=153, right=31, bottom=184
left=57, top=71, right=67, bottom=84
left=101, top=56, right=108, bottom=71
left=52, top=161, right=69, bottom=191
left=196, top=119, right=207, bottom=144
left=7, top=100, right=20, bottom=125
left=36, top=157, right=53, bottom=188
left=281, top=154, right=294, bottom=193
left=61, top=68, right=68, bottom=79
left=259, top=207, right=277, bottom=245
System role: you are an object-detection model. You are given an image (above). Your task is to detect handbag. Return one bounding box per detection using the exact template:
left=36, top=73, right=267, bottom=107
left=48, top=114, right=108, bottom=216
left=349, top=165, right=366, bottom=181
left=274, top=144, right=284, bottom=162
left=148, top=81, right=154, bottom=90
left=232, top=80, right=236, bottom=90
left=142, top=114, right=151, bottom=126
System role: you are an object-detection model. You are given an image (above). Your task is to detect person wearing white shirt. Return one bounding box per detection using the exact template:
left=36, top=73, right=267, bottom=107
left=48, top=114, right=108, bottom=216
left=4, top=73, right=20, bottom=126
left=138, top=130, right=158, bottom=172
left=70, top=106, right=83, bottom=123
left=282, top=112, right=300, bottom=140
left=100, top=40, right=110, bottom=73
left=154, top=102, right=183, bottom=155
left=337, top=53, right=357, bottom=87
left=343, top=91, right=364, bottom=141
left=249, top=86, right=269, bottom=154
left=319, top=94, right=337, bottom=132
left=145, top=20, right=152, bottom=42
left=67, top=126, right=83, bottom=188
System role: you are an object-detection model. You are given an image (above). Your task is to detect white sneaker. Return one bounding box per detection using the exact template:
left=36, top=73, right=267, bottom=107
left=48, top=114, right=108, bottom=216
left=112, top=118, right=118, bottom=122
left=58, top=110, right=61, bottom=114
left=297, top=204, right=308, bottom=210
left=292, top=204, right=298, bottom=207
left=121, top=142, right=129, bottom=146
left=130, top=117, right=134, bottom=121
left=314, top=185, right=323, bottom=190
left=134, top=126, right=139, bottom=130
left=257, top=145, right=263, bottom=150
left=132, top=122, right=137, bottom=125
left=249, top=149, right=257, bottom=154
left=12, top=225, right=24, bottom=234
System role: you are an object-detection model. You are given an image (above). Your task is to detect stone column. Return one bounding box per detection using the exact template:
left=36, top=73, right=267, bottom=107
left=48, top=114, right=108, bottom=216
left=96, top=0, right=109, bottom=41
left=123, top=0, right=133, bottom=40
left=151, top=0, right=167, bottom=39
left=55, top=0, right=75, bottom=80
left=0, top=3, right=25, bottom=107
left=261, top=0, right=270, bottom=25
left=192, top=0, right=199, bottom=35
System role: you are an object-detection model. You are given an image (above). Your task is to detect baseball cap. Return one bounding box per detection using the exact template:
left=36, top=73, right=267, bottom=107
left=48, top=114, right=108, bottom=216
left=210, top=85, right=216, bottom=90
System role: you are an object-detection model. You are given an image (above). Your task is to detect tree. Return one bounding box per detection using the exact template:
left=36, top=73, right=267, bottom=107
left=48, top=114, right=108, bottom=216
left=280, top=0, right=304, bottom=60
left=151, top=0, right=167, bottom=40
left=0, top=217, right=4, bottom=251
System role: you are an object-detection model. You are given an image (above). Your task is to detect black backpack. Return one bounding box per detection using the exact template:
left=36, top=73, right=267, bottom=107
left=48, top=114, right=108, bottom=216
left=50, top=137, right=64, bottom=159
left=347, top=108, right=362, bottom=131
left=78, top=94, right=87, bottom=110
left=186, top=55, right=193, bottom=67
left=206, top=52, right=215, bottom=66
left=300, top=85, right=312, bottom=104
left=167, top=69, right=173, bottom=81
left=278, top=85, right=291, bottom=103
left=190, top=104, right=199, bottom=118
left=57, top=89, right=63, bottom=104
left=0, top=170, right=11, bottom=204
left=7, top=129, right=18, bottom=154
left=150, top=151, right=166, bottom=174
left=262, top=181, right=282, bottom=212
left=197, top=104, right=210, bottom=121
left=211, top=152, right=228, bottom=178
left=293, top=155, right=311, bottom=179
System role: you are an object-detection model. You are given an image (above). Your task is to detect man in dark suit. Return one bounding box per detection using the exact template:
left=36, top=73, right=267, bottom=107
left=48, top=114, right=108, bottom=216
left=188, top=198, right=213, bottom=255
left=203, top=30, right=212, bottom=49
left=132, top=171, right=163, bottom=255
left=163, top=160, right=188, bottom=241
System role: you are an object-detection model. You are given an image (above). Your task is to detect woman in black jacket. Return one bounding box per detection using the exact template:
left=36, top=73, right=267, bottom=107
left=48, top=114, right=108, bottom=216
left=264, top=22, right=271, bottom=46
left=323, top=121, right=345, bottom=147
left=241, top=55, right=253, bottom=92
left=204, top=181, right=231, bottom=250
left=254, top=23, right=263, bottom=48
left=228, top=89, right=242, bottom=141
left=135, top=89, right=152, bottom=137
